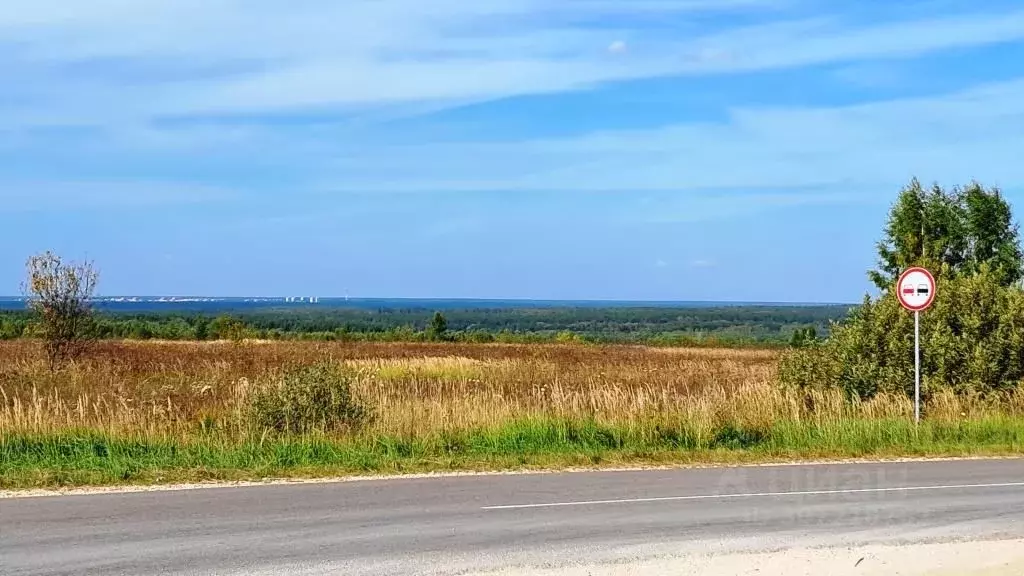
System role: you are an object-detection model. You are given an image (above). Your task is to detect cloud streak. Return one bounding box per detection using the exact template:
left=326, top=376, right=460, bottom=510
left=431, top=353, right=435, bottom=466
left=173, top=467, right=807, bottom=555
left=2, top=0, right=1023, bottom=220
left=3, top=1, right=1024, bottom=127
left=0, top=181, right=236, bottom=212
left=313, top=78, right=1024, bottom=194
left=7, top=75, right=1021, bottom=215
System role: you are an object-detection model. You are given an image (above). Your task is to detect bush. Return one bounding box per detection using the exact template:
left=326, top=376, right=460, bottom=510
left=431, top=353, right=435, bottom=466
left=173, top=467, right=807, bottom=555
left=780, top=266, right=1024, bottom=399
left=249, top=363, right=371, bottom=434
left=209, top=315, right=250, bottom=342
left=555, top=330, right=584, bottom=344
left=460, top=330, right=495, bottom=343
left=23, top=251, right=99, bottom=369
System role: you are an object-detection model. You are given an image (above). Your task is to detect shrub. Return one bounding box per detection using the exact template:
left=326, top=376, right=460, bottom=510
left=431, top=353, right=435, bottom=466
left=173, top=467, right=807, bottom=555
left=460, top=330, right=495, bottom=343
left=209, top=315, right=250, bottom=342
left=780, top=266, right=1024, bottom=399
left=555, top=330, right=584, bottom=344
left=249, top=362, right=371, bottom=434
left=22, top=251, right=99, bottom=369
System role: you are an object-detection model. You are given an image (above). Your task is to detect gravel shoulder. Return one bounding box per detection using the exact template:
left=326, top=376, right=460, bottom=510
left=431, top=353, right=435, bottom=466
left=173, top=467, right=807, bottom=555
left=475, top=539, right=1024, bottom=576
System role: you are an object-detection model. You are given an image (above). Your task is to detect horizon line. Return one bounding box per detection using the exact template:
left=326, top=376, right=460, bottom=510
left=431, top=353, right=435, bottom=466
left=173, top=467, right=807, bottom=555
left=0, top=295, right=857, bottom=307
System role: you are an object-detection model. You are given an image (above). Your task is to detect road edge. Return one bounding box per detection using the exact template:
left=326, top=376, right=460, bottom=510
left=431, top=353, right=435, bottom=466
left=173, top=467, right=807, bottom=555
left=3, top=454, right=1022, bottom=500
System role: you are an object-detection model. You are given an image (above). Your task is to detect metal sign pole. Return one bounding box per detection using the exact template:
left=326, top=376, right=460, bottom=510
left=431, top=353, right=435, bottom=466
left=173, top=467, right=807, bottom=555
left=897, top=267, right=934, bottom=426
left=915, top=309, right=920, bottom=425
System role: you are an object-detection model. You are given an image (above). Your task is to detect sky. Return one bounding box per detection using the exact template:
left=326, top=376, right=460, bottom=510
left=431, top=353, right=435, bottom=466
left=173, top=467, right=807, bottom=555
left=2, top=0, right=1024, bottom=302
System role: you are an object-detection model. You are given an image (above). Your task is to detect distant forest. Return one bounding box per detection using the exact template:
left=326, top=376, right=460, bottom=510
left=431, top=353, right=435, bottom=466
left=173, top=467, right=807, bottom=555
left=0, top=304, right=853, bottom=347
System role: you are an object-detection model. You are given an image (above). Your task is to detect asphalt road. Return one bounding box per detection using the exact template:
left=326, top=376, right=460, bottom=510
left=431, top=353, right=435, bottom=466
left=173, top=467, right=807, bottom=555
left=4, top=459, right=1024, bottom=575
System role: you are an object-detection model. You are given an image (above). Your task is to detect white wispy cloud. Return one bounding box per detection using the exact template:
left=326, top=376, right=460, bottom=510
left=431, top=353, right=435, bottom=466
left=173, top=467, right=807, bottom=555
left=0, top=0, right=777, bottom=122
left=2, top=1, right=1023, bottom=215
left=0, top=181, right=236, bottom=211
left=312, top=78, right=1024, bottom=194
left=607, top=40, right=628, bottom=54
left=2, top=1, right=1023, bottom=126
left=12, top=74, right=1015, bottom=213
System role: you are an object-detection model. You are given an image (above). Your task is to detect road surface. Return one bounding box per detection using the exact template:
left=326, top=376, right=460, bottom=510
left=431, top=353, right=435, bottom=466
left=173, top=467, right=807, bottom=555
left=4, top=459, right=1024, bottom=575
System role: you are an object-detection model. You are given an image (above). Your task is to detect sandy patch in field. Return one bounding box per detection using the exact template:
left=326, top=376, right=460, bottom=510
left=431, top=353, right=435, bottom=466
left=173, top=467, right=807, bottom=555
left=345, top=356, right=490, bottom=368
left=474, top=539, right=1024, bottom=576
left=641, top=346, right=778, bottom=357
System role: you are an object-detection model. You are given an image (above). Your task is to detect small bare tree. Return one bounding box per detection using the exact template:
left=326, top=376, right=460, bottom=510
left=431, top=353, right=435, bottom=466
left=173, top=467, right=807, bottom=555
left=22, top=251, right=99, bottom=370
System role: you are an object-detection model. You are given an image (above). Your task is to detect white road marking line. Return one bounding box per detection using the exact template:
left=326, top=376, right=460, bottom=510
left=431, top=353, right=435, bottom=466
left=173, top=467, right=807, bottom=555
left=481, top=481, right=1024, bottom=510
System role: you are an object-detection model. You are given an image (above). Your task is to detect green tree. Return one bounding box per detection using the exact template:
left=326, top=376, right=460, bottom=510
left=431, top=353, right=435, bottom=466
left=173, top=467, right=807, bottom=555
left=870, top=178, right=1022, bottom=290
left=789, top=326, right=817, bottom=348
left=193, top=317, right=210, bottom=341
left=427, top=311, right=448, bottom=341
left=209, top=314, right=248, bottom=342
left=127, top=320, right=155, bottom=340
left=962, top=182, right=1024, bottom=285
left=0, top=316, right=25, bottom=340
left=158, top=318, right=193, bottom=340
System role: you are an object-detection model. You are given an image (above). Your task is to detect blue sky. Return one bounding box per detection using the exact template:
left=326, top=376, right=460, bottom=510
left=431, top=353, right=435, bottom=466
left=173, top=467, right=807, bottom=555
left=2, top=0, right=1024, bottom=302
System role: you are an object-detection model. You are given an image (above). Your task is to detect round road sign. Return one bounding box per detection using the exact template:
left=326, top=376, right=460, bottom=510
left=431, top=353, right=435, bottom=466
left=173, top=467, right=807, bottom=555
left=897, top=267, right=936, bottom=312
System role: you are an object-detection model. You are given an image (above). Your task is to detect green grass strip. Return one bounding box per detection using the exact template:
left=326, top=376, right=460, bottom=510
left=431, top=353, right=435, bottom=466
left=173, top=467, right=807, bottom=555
left=3, top=417, right=1024, bottom=489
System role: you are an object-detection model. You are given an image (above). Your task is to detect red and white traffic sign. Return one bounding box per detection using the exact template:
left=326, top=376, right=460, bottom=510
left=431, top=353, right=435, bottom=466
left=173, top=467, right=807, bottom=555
left=897, top=266, right=936, bottom=425
left=897, top=267, right=936, bottom=312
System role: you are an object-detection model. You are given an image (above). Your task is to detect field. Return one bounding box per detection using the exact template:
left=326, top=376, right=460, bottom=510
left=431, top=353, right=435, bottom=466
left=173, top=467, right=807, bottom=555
left=3, top=340, right=1024, bottom=489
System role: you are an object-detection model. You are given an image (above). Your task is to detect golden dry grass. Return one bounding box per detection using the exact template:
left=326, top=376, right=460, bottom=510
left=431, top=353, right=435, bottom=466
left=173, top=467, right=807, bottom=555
left=0, top=341, right=769, bottom=435
left=8, top=340, right=1024, bottom=490
left=4, top=340, right=1023, bottom=442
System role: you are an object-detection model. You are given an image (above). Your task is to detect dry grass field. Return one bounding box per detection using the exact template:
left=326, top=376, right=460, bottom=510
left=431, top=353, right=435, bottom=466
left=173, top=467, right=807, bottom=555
left=2, top=340, right=781, bottom=436
left=3, top=339, right=1017, bottom=433
left=2, top=340, right=1023, bottom=488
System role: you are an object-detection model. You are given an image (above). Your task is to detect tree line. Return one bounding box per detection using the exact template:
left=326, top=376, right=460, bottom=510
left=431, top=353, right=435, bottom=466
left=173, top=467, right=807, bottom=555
left=0, top=304, right=844, bottom=347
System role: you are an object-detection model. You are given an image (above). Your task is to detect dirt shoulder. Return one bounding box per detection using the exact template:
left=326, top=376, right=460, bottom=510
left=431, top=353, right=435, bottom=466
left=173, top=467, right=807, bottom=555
left=475, top=539, right=1024, bottom=576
